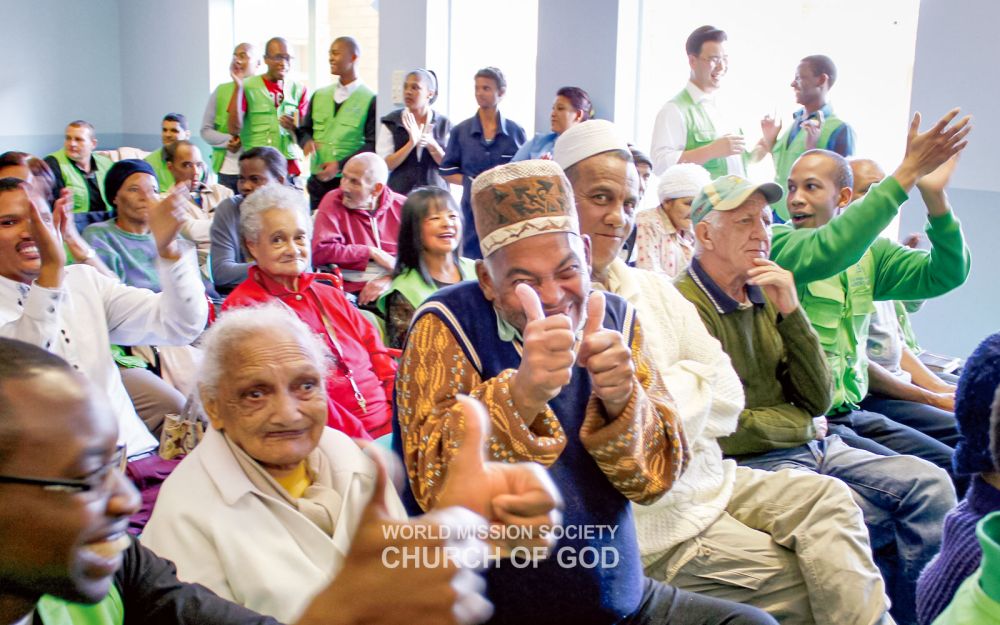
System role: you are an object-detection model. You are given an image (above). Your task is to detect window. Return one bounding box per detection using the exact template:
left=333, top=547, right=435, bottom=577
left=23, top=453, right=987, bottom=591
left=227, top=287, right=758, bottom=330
left=234, top=0, right=311, bottom=87
left=621, top=0, right=920, bottom=207
left=438, top=0, right=538, bottom=136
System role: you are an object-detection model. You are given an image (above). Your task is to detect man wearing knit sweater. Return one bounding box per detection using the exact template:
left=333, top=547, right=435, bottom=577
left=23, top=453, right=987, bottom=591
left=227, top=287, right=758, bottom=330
left=554, top=120, right=892, bottom=624
left=678, top=174, right=955, bottom=625
left=916, top=332, right=1000, bottom=624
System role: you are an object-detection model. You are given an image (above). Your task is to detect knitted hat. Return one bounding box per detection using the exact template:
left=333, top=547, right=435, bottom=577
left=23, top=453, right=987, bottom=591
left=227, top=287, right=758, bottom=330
left=657, top=163, right=712, bottom=204
left=471, top=160, right=578, bottom=258
left=552, top=119, right=631, bottom=171
left=690, top=175, right=783, bottom=225
left=103, top=159, right=157, bottom=207
left=954, top=332, right=1000, bottom=475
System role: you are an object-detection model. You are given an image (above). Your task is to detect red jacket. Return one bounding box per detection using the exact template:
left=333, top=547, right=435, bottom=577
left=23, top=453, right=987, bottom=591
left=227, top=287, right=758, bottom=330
left=223, top=267, right=396, bottom=438
left=311, top=188, right=406, bottom=293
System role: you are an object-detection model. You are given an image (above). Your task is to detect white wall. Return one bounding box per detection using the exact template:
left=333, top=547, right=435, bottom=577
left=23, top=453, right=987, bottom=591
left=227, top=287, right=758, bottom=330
left=1, top=0, right=124, bottom=155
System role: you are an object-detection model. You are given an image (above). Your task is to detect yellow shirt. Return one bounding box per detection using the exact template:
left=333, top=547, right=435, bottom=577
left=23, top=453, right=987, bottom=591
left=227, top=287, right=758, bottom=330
left=275, top=462, right=312, bottom=499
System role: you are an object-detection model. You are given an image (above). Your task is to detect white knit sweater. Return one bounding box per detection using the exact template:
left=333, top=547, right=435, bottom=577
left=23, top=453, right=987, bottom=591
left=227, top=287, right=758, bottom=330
left=601, top=259, right=744, bottom=565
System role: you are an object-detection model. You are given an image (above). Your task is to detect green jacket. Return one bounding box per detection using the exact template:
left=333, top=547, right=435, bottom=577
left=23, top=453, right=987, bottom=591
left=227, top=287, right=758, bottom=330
left=241, top=74, right=305, bottom=160
left=309, top=83, right=375, bottom=175
left=143, top=148, right=174, bottom=190
left=803, top=210, right=969, bottom=411
left=932, top=511, right=1000, bottom=624
left=771, top=112, right=846, bottom=222
left=48, top=149, right=113, bottom=213
left=670, top=88, right=748, bottom=179
left=675, top=260, right=833, bottom=456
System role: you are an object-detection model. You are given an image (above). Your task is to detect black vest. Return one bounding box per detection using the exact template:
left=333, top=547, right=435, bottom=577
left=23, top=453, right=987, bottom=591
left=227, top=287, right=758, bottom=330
left=381, top=108, right=452, bottom=195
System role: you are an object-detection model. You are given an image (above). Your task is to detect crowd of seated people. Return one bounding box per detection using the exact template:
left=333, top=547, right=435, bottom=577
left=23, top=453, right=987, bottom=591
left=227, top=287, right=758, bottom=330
left=1, top=19, right=995, bottom=625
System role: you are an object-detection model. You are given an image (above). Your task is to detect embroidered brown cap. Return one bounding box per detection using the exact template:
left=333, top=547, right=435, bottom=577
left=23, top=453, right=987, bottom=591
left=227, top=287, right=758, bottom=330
left=471, top=160, right=579, bottom=257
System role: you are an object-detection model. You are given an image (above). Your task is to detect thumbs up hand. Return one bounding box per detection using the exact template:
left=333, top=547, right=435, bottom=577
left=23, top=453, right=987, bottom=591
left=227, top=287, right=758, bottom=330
left=510, top=284, right=576, bottom=421
left=438, top=395, right=563, bottom=556
left=576, top=291, right=634, bottom=418
left=296, top=446, right=494, bottom=625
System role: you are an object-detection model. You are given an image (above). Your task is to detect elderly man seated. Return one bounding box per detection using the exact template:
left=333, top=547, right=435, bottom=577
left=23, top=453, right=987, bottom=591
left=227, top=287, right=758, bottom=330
left=142, top=304, right=561, bottom=623
left=0, top=176, right=206, bottom=533
left=676, top=174, right=956, bottom=625
left=395, top=159, right=776, bottom=625
left=311, top=152, right=405, bottom=305
left=553, top=119, right=892, bottom=624
left=163, top=139, right=233, bottom=275
left=0, top=337, right=535, bottom=625
left=223, top=184, right=395, bottom=439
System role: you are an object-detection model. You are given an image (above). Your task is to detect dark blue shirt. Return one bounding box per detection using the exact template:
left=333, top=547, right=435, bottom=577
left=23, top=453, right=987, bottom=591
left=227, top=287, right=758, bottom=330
left=440, top=110, right=526, bottom=258
left=784, top=103, right=855, bottom=157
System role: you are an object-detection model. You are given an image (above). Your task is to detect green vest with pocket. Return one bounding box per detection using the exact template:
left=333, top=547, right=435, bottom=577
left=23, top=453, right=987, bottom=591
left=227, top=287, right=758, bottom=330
left=211, top=81, right=237, bottom=173
left=771, top=114, right=845, bottom=221
left=671, top=89, right=748, bottom=179
left=241, top=74, right=305, bottom=160
left=35, top=584, right=124, bottom=625
left=309, top=84, right=375, bottom=175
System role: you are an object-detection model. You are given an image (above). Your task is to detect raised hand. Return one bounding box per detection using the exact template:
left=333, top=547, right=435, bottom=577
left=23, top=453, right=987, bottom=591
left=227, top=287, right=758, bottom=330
left=150, top=185, right=188, bottom=261
left=510, top=284, right=576, bottom=420
left=437, top=395, right=563, bottom=555
left=747, top=258, right=799, bottom=315
left=916, top=153, right=960, bottom=195
left=576, top=291, right=634, bottom=418
left=760, top=114, right=782, bottom=147
left=402, top=109, right=423, bottom=146
left=895, top=108, right=971, bottom=190
left=23, top=184, right=65, bottom=289
left=294, top=448, right=494, bottom=625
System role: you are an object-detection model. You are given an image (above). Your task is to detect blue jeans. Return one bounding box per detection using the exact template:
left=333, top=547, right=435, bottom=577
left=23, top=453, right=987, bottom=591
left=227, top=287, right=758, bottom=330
left=737, top=434, right=956, bottom=625
left=828, top=409, right=955, bottom=475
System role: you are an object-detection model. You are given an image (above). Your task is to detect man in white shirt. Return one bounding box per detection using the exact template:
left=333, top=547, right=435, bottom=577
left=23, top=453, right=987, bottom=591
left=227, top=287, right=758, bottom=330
left=0, top=177, right=207, bottom=530
left=299, top=36, right=377, bottom=210
left=649, top=25, right=747, bottom=178
left=201, top=42, right=259, bottom=193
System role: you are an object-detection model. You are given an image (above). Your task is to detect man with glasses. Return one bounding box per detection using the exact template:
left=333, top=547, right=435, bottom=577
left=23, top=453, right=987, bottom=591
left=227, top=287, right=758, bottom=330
left=202, top=43, right=259, bottom=193
left=0, top=177, right=207, bottom=533
left=650, top=25, right=747, bottom=178
left=228, top=37, right=308, bottom=186
left=0, top=337, right=505, bottom=625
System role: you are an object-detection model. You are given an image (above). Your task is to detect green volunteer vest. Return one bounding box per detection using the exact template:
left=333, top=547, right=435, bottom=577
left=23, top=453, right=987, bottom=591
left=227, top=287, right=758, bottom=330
left=211, top=81, right=237, bottom=173
left=771, top=113, right=846, bottom=221
left=800, top=249, right=877, bottom=412
left=309, top=83, right=375, bottom=175
left=48, top=150, right=113, bottom=213
left=671, top=88, right=748, bottom=179
left=143, top=148, right=174, bottom=190
left=241, top=74, right=305, bottom=160
left=35, top=584, right=124, bottom=625
left=377, top=258, right=477, bottom=314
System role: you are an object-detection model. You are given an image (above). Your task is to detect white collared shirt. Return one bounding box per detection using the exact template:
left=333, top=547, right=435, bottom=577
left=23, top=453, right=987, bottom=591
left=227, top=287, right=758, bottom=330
left=334, top=77, right=362, bottom=104
left=0, top=256, right=207, bottom=455
left=649, top=81, right=746, bottom=177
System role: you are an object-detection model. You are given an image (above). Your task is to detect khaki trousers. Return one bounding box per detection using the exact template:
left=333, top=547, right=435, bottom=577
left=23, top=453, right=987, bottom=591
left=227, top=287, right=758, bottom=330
left=646, top=467, right=893, bottom=625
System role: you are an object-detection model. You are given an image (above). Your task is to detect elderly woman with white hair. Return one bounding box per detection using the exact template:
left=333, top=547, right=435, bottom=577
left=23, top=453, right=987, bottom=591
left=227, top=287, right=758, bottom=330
left=141, top=303, right=564, bottom=624
left=222, top=183, right=397, bottom=440
left=633, top=163, right=711, bottom=277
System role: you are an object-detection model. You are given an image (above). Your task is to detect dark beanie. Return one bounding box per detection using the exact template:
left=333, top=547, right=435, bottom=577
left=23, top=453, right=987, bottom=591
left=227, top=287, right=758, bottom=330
left=954, top=332, right=1000, bottom=475
left=103, top=159, right=156, bottom=207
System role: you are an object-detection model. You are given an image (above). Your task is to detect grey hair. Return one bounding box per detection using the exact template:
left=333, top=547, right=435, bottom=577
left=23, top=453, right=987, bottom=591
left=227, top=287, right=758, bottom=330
left=345, top=152, right=389, bottom=187
left=197, top=303, right=332, bottom=402
left=239, top=183, right=311, bottom=245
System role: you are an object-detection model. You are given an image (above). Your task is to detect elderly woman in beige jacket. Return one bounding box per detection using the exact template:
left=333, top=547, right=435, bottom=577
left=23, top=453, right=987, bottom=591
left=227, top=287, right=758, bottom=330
left=142, top=304, right=563, bottom=624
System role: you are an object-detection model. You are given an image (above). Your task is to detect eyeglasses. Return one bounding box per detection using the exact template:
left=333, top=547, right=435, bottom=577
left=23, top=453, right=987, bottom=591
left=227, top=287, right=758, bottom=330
left=0, top=445, right=127, bottom=494
left=699, top=55, right=729, bottom=68
left=266, top=54, right=294, bottom=63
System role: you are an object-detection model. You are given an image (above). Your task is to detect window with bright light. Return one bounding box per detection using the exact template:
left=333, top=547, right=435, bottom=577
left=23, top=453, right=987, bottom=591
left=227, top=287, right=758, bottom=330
left=441, top=0, right=538, bottom=136
left=621, top=0, right=920, bottom=198
left=234, top=0, right=311, bottom=87
left=234, top=0, right=379, bottom=91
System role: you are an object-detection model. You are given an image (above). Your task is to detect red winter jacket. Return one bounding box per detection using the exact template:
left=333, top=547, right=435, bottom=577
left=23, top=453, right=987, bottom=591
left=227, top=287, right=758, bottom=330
left=223, top=267, right=396, bottom=438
